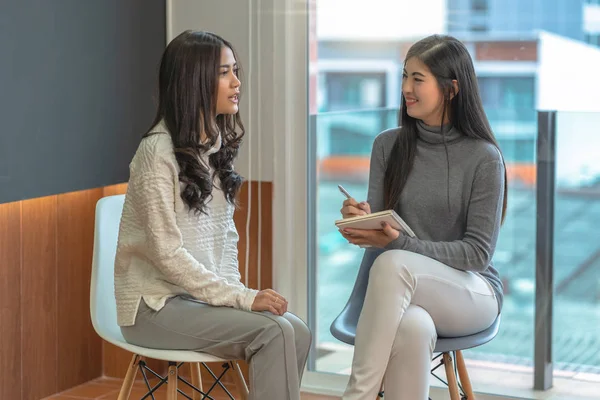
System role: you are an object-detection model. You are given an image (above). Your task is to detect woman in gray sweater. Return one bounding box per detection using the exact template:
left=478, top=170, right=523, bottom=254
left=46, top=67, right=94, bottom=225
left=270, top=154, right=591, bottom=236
left=339, top=35, right=507, bottom=399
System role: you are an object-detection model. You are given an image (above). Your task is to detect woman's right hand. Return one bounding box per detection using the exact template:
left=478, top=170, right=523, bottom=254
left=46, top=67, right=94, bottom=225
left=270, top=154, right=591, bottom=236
left=340, top=198, right=371, bottom=219
left=251, top=289, right=288, bottom=316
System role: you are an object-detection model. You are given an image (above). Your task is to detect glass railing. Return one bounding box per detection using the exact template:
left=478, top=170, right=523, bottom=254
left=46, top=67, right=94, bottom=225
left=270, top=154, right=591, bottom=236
left=552, top=111, right=600, bottom=374
left=314, top=106, right=536, bottom=157
left=485, top=106, right=537, bottom=124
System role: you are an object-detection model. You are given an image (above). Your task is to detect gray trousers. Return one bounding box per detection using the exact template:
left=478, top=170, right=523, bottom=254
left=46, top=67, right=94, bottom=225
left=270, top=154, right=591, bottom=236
left=121, top=296, right=312, bottom=400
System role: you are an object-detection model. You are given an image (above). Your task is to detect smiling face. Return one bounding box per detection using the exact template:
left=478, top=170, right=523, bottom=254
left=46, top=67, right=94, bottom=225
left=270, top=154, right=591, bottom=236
left=215, top=46, right=241, bottom=115
left=402, top=56, right=448, bottom=126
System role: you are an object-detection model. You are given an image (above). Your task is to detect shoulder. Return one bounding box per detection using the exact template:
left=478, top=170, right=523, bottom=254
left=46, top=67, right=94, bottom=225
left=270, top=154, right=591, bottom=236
left=130, top=123, right=177, bottom=175
left=373, top=127, right=401, bottom=149
left=461, top=138, right=505, bottom=184
left=459, top=135, right=503, bottom=166
left=371, top=127, right=401, bottom=162
left=138, top=133, right=174, bottom=159
left=473, top=140, right=503, bottom=165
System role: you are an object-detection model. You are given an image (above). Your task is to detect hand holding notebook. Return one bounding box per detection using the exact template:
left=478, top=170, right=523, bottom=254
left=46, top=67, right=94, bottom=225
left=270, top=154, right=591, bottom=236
left=335, top=209, right=416, bottom=237
left=336, top=185, right=416, bottom=240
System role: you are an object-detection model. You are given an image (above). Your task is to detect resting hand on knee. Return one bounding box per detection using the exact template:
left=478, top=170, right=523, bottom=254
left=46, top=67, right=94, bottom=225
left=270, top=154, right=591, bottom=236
left=251, top=289, right=288, bottom=315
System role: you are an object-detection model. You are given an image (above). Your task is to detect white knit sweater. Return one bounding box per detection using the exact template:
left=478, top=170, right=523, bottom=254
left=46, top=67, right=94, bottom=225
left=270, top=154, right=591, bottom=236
left=114, top=122, right=258, bottom=327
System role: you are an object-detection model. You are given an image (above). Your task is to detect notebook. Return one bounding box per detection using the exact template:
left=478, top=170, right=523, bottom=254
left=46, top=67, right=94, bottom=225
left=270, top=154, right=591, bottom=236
left=335, top=209, right=416, bottom=238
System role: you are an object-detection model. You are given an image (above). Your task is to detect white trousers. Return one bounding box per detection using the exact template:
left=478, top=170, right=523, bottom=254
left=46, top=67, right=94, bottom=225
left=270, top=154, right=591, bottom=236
left=342, top=250, right=498, bottom=400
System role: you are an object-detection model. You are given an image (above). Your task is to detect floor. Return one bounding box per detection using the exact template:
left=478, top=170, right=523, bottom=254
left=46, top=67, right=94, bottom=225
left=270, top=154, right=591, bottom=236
left=42, top=377, right=240, bottom=400
left=42, top=377, right=335, bottom=400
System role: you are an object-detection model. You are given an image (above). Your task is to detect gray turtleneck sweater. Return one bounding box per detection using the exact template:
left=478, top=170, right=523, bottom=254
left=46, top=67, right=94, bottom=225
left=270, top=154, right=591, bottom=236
left=365, top=120, right=505, bottom=311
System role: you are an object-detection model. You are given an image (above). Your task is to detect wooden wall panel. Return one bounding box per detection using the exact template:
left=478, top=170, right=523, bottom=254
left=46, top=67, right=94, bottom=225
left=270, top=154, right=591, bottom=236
left=56, top=189, right=104, bottom=391
left=102, top=183, right=128, bottom=198
left=0, top=201, right=22, bottom=400
left=0, top=188, right=111, bottom=399
left=21, top=197, right=58, bottom=400
left=234, top=181, right=273, bottom=290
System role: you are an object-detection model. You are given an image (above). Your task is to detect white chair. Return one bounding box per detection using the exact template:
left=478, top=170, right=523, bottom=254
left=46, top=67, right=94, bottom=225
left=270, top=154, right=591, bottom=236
left=90, top=194, right=250, bottom=400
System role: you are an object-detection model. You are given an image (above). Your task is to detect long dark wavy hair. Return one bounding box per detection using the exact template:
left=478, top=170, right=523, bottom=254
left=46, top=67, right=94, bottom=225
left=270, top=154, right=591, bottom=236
left=146, top=30, right=244, bottom=214
left=384, top=34, right=508, bottom=223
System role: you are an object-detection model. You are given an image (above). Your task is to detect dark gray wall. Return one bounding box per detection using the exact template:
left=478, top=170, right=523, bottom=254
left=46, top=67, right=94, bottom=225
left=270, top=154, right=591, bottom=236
left=0, top=0, right=165, bottom=204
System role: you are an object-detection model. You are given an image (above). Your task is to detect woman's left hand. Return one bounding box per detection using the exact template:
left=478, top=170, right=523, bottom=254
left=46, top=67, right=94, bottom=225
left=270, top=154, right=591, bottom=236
left=339, top=222, right=400, bottom=248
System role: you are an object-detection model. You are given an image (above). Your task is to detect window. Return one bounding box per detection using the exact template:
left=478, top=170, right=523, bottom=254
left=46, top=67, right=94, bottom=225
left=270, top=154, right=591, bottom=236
left=553, top=111, right=600, bottom=378
left=470, top=24, right=489, bottom=32
left=585, top=33, right=600, bottom=46
left=478, top=77, right=536, bottom=122
left=324, top=73, right=386, bottom=112
left=282, top=0, right=600, bottom=397
left=471, top=0, right=489, bottom=12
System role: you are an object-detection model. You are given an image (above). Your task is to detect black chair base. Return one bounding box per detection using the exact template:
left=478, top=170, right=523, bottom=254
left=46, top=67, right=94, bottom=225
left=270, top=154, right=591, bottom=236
left=136, top=360, right=235, bottom=400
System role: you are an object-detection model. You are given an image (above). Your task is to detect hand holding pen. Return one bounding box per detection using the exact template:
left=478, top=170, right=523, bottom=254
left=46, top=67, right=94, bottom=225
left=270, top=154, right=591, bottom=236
left=338, top=184, right=371, bottom=219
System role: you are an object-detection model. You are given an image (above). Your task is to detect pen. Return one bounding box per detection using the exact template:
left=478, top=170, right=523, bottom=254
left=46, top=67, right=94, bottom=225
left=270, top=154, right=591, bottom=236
left=338, top=184, right=352, bottom=199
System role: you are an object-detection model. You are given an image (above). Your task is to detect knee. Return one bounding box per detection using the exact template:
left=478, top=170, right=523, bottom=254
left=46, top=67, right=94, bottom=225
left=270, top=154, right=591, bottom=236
left=369, top=250, right=415, bottom=286
left=269, top=315, right=294, bottom=337
left=393, top=307, right=437, bottom=355
left=268, top=314, right=312, bottom=355
left=247, top=314, right=302, bottom=361
left=284, top=313, right=312, bottom=349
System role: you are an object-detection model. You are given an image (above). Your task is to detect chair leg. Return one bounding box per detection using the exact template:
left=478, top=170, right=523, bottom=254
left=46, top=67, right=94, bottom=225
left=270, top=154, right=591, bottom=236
left=191, top=362, right=203, bottom=400
left=117, top=354, right=140, bottom=400
left=167, top=362, right=178, bottom=400
left=456, top=351, right=475, bottom=400
left=443, top=353, right=461, bottom=400
left=230, top=361, right=249, bottom=400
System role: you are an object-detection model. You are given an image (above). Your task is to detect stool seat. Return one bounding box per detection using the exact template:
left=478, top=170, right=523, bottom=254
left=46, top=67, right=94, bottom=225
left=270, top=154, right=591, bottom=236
left=331, top=305, right=501, bottom=353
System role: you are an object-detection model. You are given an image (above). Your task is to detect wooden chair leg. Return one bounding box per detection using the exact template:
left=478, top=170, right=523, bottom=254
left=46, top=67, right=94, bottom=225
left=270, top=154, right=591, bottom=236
left=167, top=362, right=178, bottom=400
left=230, top=361, right=249, bottom=400
left=191, top=362, right=203, bottom=400
left=117, top=354, right=140, bottom=400
left=456, top=350, right=475, bottom=400
left=443, top=353, right=461, bottom=400
left=377, top=382, right=384, bottom=399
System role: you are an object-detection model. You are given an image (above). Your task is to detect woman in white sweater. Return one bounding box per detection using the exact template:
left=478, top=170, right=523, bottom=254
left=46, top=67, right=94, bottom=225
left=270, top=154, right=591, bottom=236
left=115, top=30, right=311, bottom=400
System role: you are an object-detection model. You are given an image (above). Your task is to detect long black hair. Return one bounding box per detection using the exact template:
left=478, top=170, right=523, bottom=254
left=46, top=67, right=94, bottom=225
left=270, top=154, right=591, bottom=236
left=384, top=34, right=508, bottom=223
left=147, top=30, right=244, bottom=214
